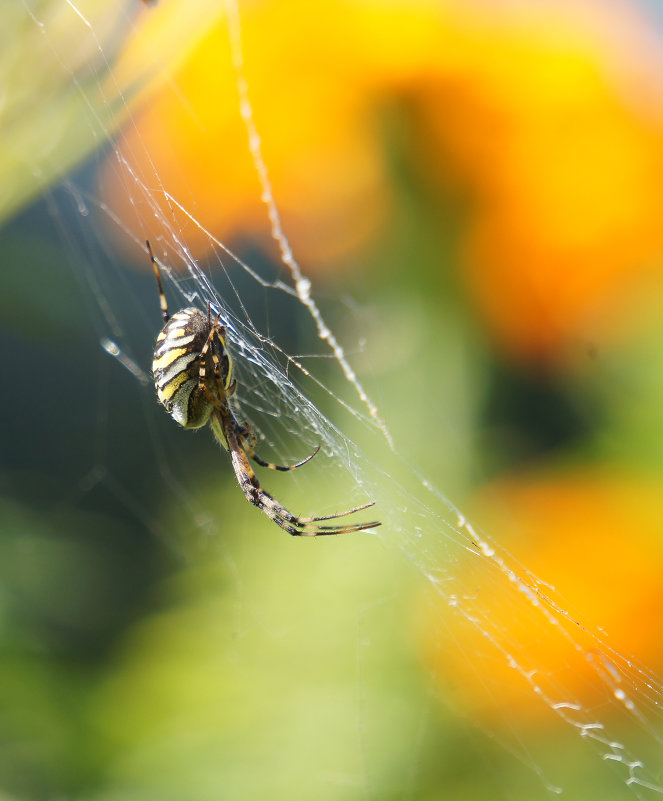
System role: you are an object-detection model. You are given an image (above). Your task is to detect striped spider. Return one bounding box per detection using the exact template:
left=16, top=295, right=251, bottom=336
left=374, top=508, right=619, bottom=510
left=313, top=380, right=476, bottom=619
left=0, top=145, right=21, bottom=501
left=148, top=241, right=380, bottom=536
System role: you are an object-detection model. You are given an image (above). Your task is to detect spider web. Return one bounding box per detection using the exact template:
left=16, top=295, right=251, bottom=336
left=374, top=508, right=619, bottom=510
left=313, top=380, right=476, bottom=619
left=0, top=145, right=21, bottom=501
left=5, top=1, right=663, bottom=799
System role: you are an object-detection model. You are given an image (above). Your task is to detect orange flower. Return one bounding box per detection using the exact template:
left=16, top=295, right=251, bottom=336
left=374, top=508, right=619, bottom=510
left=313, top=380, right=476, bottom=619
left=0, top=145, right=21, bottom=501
left=104, top=0, right=663, bottom=361
left=419, top=470, right=663, bottom=724
left=101, top=0, right=414, bottom=269
left=410, top=3, right=663, bottom=364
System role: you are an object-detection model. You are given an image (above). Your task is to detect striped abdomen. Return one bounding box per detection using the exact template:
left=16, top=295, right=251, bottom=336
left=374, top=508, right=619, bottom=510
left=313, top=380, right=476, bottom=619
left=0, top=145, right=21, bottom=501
left=152, top=308, right=232, bottom=428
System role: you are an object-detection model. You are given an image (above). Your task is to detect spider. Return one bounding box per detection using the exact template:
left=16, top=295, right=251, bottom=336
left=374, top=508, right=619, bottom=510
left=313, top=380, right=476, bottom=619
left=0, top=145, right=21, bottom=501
left=147, top=240, right=381, bottom=536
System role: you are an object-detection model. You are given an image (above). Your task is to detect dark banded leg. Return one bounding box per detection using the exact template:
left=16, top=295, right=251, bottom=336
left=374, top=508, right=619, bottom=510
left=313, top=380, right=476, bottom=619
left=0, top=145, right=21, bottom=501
left=223, top=417, right=381, bottom=536
left=240, top=422, right=321, bottom=471
left=146, top=240, right=170, bottom=324
left=251, top=445, right=321, bottom=471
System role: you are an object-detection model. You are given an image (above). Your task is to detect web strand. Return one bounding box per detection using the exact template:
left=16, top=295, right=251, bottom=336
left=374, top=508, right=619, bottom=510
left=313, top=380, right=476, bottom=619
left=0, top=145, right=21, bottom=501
left=223, top=0, right=393, bottom=448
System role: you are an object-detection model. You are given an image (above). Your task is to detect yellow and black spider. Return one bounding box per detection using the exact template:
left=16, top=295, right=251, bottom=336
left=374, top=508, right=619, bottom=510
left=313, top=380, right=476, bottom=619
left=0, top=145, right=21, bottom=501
left=147, top=241, right=380, bottom=536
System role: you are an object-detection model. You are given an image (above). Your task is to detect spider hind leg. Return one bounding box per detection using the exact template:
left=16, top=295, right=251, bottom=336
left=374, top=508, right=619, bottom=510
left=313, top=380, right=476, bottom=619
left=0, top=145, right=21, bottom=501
left=259, top=492, right=381, bottom=537
left=226, top=422, right=380, bottom=536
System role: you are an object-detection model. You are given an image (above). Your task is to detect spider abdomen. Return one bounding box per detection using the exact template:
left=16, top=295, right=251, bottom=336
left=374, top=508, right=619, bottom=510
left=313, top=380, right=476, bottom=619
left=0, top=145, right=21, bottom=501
left=152, top=307, right=232, bottom=429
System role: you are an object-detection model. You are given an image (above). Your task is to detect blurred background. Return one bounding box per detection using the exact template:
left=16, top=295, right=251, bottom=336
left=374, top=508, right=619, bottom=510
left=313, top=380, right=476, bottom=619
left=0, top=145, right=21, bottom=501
left=4, top=0, right=663, bottom=798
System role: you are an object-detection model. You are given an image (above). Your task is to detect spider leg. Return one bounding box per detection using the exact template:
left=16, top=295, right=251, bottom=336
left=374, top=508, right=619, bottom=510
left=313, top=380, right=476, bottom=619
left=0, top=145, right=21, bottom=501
left=281, top=500, right=378, bottom=524
left=238, top=421, right=320, bottom=472
left=222, top=415, right=380, bottom=536
left=146, top=240, right=170, bottom=324
left=245, top=483, right=381, bottom=537
left=252, top=443, right=322, bottom=472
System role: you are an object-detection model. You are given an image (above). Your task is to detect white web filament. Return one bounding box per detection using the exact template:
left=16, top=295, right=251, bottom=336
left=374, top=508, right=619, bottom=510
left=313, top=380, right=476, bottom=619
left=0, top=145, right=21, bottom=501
left=16, top=1, right=663, bottom=798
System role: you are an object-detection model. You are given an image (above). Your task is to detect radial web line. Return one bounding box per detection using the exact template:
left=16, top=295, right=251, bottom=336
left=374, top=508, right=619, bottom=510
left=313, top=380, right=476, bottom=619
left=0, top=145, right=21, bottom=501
left=223, top=0, right=392, bottom=448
